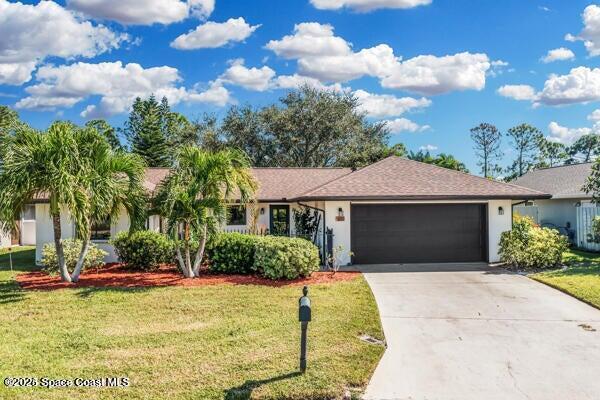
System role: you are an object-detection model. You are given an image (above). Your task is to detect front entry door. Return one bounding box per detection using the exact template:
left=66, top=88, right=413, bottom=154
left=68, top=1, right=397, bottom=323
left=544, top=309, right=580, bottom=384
left=270, top=205, right=290, bottom=235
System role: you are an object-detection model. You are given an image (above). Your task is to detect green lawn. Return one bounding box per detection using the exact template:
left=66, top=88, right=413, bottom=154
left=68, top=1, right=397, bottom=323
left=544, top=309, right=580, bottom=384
left=531, top=249, right=600, bottom=309
left=0, top=248, right=384, bottom=400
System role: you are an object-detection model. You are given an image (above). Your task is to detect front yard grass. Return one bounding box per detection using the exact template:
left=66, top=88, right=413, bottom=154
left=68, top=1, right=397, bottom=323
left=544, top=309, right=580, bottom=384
left=531, top=249, right=600, bottom=309
left=0, top=248, right=384, bottom=400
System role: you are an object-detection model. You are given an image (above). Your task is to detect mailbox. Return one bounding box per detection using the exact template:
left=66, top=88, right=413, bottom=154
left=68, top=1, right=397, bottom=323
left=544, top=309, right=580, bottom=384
left=299, top=296, right=311, bottom=322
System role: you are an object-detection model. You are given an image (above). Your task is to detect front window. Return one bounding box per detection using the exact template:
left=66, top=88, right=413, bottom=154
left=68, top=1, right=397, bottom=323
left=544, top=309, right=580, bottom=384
left=22, top=204, right=35, bottom=221
left=91, top=216, right=111, bottom=241
left=227, top=206, right=246, bottom=225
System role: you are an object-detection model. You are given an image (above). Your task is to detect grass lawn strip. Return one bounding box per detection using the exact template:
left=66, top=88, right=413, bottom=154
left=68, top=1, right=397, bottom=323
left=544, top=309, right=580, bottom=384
left=0, top=248, right=384, bottom=400
left=530, top=249, right=600, bottom=309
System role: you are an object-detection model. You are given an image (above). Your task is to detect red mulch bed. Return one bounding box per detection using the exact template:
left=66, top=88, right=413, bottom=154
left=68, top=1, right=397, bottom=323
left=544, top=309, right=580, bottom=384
left=16, top=264, right=360, bottom=291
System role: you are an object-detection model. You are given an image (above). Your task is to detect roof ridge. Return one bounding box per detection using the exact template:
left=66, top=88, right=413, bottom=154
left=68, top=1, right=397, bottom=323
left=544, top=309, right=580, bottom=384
left=395, top=157, right=549, bottom=196
left=296, top=156, right=396, bottom=198
left=526, top=162, right=593, bottom=172
left=251, top=167, right=351, bottom=170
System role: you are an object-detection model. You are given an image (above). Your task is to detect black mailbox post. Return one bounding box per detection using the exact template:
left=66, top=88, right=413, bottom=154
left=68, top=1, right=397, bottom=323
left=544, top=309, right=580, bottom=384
left=298, top=285, right=311, bottom=373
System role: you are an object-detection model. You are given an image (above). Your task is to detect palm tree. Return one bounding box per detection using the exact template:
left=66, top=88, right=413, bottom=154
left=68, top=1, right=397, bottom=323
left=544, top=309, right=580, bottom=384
left=0, top=122, right=89, bottom=282
left=70, top=127, right=147, bottom=282
left=154, top=147, right=257, bottom=278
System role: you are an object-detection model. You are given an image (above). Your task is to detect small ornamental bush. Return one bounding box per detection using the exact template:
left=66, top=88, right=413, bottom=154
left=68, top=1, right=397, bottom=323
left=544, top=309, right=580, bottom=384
left=42, top=239, right=107, bottom=275
left=111, top=230, right=175, bottom=271
left=254, top=236, right=320, bottom=280
left=499, top=214, right=568, bottom=270
left=207, top=232, right=258, bottom=274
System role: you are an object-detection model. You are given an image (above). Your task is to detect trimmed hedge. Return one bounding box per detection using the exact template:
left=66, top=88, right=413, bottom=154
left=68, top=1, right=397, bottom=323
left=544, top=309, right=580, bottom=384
left=112, top=230, right=175, bottom=271
left=254, top=236, right=320, bottom=280
left=207, top=232, right=257, bottom=274
left=499, top=214, right=568, bottom=270
left=206, top=233, right=320, bottom=280
left=41, top=238, right=107, bottom=275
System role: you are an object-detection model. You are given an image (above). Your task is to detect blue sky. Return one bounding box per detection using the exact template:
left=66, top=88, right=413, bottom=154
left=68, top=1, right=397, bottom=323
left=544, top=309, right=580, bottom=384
left=1, top=0, right=600, bottom=173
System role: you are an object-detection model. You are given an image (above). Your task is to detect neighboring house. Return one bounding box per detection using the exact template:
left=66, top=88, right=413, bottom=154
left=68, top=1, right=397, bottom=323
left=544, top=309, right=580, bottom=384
left=33, top=157, right=548, bottom=265
left=512, top=163, right=593, bottom=244
left=0, top=204, right=37, bottom=248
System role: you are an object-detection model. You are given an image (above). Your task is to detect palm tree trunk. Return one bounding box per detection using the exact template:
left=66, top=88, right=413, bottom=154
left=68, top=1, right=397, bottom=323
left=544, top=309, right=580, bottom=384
left=192, top=225, right=207, bottom=276
left=52, top=211, right=71, bottom=283
left=175, top=246, right=191, bottom=277
left=179, top=222, right=194, bottom=278
left=71, top=234, right=91, bottom=282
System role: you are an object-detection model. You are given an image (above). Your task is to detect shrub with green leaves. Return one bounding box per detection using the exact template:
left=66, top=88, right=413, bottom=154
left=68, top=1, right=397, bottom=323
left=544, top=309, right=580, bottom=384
left=207, top=232, right=258, bottom=274
left=111, top=230, right=175, bottom=271
left=42, top=238, right=107, bottom=275
left=254, top=236, right=320, bottom=280
left=499, top=214, right=568, bottom=270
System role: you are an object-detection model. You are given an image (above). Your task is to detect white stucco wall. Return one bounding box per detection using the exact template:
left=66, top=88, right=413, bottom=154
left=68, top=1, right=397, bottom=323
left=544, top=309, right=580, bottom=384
left=325, top=201, right=352, bottom=265
left=488, top=199, right=512, bottom=263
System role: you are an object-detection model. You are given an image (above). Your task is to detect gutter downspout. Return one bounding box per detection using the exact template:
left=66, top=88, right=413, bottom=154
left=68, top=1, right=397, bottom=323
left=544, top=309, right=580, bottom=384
left=297, top=201, right=327, bottom=263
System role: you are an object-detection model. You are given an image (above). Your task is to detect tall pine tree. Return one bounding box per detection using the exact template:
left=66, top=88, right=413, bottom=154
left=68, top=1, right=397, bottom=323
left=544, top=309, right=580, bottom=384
left=125, top=96, right=171, bottom=167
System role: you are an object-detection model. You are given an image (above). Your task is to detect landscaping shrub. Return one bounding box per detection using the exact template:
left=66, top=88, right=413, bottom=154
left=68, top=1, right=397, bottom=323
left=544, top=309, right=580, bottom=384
left=112, top=230, right=175, bottom=271
left=41, top=239, right=107, bottom=275
left=499, top=214, right=568, bottom=270
left=206, top=232, right=258, bottom=274
left=254, top=236, right=320, bottom=280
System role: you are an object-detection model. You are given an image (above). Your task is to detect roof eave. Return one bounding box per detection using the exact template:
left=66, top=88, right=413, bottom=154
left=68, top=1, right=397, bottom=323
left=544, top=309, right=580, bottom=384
left=293, top=194, right=552, bottom=201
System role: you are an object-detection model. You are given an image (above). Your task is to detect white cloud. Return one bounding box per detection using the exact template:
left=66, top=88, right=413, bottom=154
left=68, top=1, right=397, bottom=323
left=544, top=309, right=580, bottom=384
left=265, top=23, right=351, bottom=59
left=537, top=66, right=600, bottom=106
left=0, top=0, right=127, bottom=85
left=385, top=118, right=430, bottom=133
left=16, top=61, right=231, bottom=118
left=588, top=109, right=600, bottom=122
left=381, top=52, right=491, bottom=95
left=217, top=60, right=276, bottom=91
left=171, top=17, right=260, bottom=50
left=272, top=74, right=344, bottom=91
left=266, top=23, right=491, bottom=94
left=566, top=5, right=600, bottom=56
left=310, top=0, right=431, bottom=12
left=67, top=0, right=214, bottom=25
left=419, top=144, right=438, bottom=151
left=547, top=121, right=593, bottom=144
left=497, top=84, right=537, bottom=101
left=541, top=47, right=575, bottom=63
left=353, top=89, right=431, bottom=118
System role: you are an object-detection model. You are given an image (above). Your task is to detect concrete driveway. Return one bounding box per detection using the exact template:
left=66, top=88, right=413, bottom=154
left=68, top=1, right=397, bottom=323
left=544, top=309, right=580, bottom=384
left=358, top=263, right=600, bottom=400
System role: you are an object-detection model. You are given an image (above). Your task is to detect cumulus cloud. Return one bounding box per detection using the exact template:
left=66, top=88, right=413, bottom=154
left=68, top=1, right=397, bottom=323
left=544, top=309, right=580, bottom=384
left=272, top=74, right=344, bottom=91
left=497, top=84, right=538, bottom=101
left=385, top=118, right=430, bottom=133
left=0, top=0, right=127, bottom=85
left=67, top=0, right=214, bottom=25
left=16, top=61, right=231, bottom=118
left=566, top=4, right=600, bottom=57
left=217, top=60, right=276, bottom=91
left=310, top=0, right=431, bottom=11
left=171, top=17, right=260, bottom=50
left=266, top=22, right=491, bottom=94
left=537, top=66, right=600, bottom=106
left=547, top=121, right=593, bottom=144
left=541, top=47, right=575, bottom=63
left=588, top=109, right=600, bottom=122
left=381, top=52, right=491, bottom=95
left=353, top=89, right=431, bottom=118
left=420, top=144, right=438, bottom=151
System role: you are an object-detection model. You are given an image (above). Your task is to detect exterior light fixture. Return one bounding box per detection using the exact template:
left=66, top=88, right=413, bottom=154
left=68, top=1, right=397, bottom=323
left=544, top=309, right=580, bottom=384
left=336, top=207, right=345, bottom=221
left=260, top=207, right=265, bottom=215
left=498, top=206, right=504, bottom=215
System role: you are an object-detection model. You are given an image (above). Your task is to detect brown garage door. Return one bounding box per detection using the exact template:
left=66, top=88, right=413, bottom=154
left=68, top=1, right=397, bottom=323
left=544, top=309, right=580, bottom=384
left=351, top=204, right=487, bottom=264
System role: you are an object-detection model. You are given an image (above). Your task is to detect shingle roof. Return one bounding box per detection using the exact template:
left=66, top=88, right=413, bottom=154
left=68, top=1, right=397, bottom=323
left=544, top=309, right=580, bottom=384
left=512, top=163, right=593, bottom=199
left=295, top=156, right=550, bottom=200
left=35, top=157, right=550, bottom=202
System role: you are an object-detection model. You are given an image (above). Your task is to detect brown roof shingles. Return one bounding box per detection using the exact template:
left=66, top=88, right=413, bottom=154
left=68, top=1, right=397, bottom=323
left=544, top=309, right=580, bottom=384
left=295, top=157, right=550, bottom=200
left=35, top=157, right=550, bottom=202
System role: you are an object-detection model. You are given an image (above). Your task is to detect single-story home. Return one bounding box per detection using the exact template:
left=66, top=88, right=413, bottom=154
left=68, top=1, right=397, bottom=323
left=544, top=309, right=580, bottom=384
left=512, top=162, right=595, bottom=246
left=33, top=156, right=549, bottom=265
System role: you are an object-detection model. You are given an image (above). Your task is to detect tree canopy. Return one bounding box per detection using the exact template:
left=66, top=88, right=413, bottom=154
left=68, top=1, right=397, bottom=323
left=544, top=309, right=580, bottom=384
left=470, top=123, right=502, bottom=178
left=408, top=150, right=469, bottom=172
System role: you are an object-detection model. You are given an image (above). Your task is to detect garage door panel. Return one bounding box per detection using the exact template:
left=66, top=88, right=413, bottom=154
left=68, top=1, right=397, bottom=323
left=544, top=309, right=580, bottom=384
left=351, top=204, right=486, bottom=264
